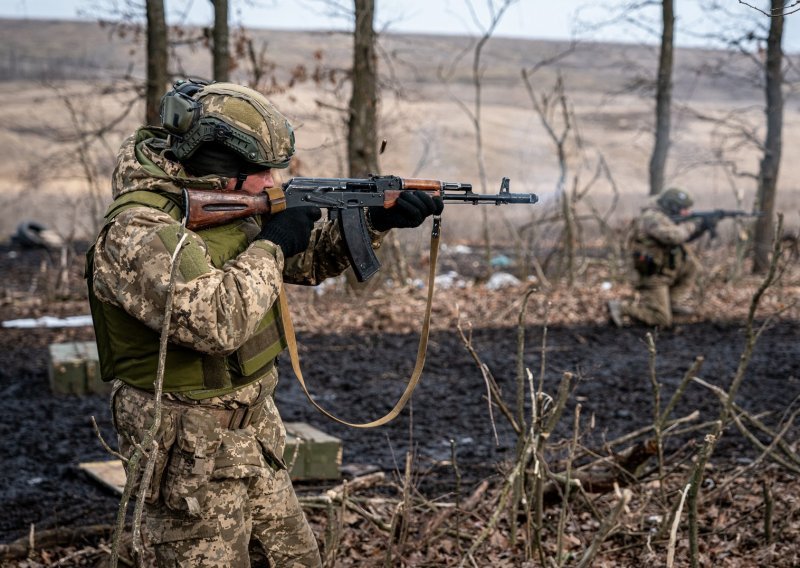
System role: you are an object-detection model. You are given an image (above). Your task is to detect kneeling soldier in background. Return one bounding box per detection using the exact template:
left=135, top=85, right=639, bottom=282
left=609, top=188, right=709, bottom=328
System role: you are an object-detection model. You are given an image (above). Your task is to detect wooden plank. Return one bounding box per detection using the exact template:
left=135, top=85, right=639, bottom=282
left=79, top=460, right=125, bottom=494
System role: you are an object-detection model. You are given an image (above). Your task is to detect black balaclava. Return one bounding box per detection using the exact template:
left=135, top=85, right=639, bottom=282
left=182, top=142, right=247, bottom=178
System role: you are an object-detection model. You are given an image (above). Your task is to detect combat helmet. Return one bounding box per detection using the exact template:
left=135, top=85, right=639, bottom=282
left=656, top=187, right=693, bottom=216
left=160, top=79, right=295, bottom=172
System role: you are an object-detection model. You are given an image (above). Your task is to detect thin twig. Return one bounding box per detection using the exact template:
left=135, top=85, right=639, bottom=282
left=556, top=404, right=581, bottom=567
left=738, top=0, right=800, bottom=17
left=646, top=333, right=666, bottom=502
left=458, top=412, right=535, bottom=567
left=576, top=487, right=632, bottom=568
left=688, top=430, right=719, bottom=568
left=456, top=314, right=517, bottom=435
left=666, top=483, right=691, bottom=568
left=693, top=377, right=800, bottom=476
left=91, top=416, right=127, bottom=463
left=762, top=479, right=775, bottom=544
left=451, top=439, right=463, bottom=554
left=659, top=356, right=705, bottom=425
left=110, top=228, right=188, bottom=567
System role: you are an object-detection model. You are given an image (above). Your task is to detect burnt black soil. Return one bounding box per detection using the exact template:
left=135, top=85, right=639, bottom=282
left=1, top=245, right=798, bottom=543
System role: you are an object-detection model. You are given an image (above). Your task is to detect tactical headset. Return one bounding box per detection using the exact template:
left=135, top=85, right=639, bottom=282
left=159, top=78, right=209, bottom=136
left=158, top=79, right=294, bottom=188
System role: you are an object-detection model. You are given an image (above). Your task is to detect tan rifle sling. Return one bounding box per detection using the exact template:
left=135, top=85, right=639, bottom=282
left=278, top=216, right=441, bottom=428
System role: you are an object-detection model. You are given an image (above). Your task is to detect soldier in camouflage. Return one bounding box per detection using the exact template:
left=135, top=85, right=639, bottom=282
left=87, top=80, right=442, bottom=567
left=608, top=188, right=709, bottom=328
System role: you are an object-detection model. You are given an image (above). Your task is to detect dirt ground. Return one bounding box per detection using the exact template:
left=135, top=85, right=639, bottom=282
left=0, top=239, right=798, bottom=554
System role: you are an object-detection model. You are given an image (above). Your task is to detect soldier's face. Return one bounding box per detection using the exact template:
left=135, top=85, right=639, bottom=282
left=226, top=169, right=275, bottom=194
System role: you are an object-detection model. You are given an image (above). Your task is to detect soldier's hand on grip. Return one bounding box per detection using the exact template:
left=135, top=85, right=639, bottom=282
left=688, top=215, right=716, bottom=242
left=257, top=206, right=321, bottom=257
left=697, top=215, right=717, bottom=236
left=368, top=190, right=444, bottom=231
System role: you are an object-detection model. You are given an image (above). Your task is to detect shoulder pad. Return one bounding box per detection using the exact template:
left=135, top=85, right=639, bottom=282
left=104, top=190, right=185, bottom=224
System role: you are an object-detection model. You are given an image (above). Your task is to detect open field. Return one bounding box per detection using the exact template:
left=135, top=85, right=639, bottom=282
left=0, top=18, right=799, bottom=243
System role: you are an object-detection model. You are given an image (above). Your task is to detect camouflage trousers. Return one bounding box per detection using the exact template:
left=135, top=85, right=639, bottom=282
left=622, top=247, right=699, bottom=328
left=112, top=374, right=321, bottom=567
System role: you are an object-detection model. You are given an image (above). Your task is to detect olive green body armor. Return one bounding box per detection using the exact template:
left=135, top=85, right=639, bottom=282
left=86, top=190, right=285, bottom=399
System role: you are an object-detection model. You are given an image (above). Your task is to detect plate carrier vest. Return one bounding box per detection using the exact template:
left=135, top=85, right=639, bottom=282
left=86, top=190, right=286, bottom=399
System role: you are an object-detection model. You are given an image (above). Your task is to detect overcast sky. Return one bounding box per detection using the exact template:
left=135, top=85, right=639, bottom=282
left=2, top=0, right=798, bottom=50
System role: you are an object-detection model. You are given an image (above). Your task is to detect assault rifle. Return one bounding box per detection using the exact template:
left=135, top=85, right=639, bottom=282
left=672, top=209, right=762, bottom=240
left=183, top=175, right=537, bottom=281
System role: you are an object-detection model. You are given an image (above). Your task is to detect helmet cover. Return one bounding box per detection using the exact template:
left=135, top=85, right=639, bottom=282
left=171, top=83, right=295, bottom=170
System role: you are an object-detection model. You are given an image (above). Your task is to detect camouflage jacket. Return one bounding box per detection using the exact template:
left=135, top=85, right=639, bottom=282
left=627, top=204, right=703, bottom=275
left=631, top=205, right=700, bottom=250
left=91, top=127, right=385, bottom=356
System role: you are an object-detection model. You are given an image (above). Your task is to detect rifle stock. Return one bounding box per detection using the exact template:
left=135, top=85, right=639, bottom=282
left=184, top=187, right=286, bottom=230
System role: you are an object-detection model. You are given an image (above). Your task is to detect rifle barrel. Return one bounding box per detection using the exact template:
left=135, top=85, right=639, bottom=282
left=442, top=192, right=538, bottom=204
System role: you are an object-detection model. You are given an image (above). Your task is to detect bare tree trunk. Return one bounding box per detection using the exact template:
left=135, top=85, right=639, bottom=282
left=211, top=0, right=230, bottom=82
left=648, top=0, right=674, bottom=196
left=145, top=0, right=168, bottom=125
left=469, top=1, right=518, bottom=275
left=347, top=0, right=379, bottom=177
left=344, top=0, right=381, bottom=292
left=752, top=0, right=784, bottom=273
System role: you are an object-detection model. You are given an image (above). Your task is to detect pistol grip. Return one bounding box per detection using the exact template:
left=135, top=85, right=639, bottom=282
left=338, top=208, right=381, bottom=282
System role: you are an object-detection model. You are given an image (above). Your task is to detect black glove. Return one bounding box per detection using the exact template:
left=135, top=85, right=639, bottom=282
left=368, top=190, right=444, bottom=232
left=256, top=206, right=322, bottom=257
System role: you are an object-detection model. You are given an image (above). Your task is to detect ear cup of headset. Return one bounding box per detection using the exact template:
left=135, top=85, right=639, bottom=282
left=159, top=79, right=207, bottom=134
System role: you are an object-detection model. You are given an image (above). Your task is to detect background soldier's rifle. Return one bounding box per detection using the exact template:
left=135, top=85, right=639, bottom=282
left=673, top=209, right=763, bottom=240
left=184, top=175, right=537, bottom=281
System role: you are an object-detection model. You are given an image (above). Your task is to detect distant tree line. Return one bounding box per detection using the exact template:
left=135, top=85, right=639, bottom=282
left=96, top=0, right=794, bottom=273
left=0, top=49, right=106, bottom=81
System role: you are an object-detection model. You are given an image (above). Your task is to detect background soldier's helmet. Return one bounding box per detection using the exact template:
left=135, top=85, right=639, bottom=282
left=656, top=187, right=693, bottom=216
left=160, top=80, right=295, bottom=170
